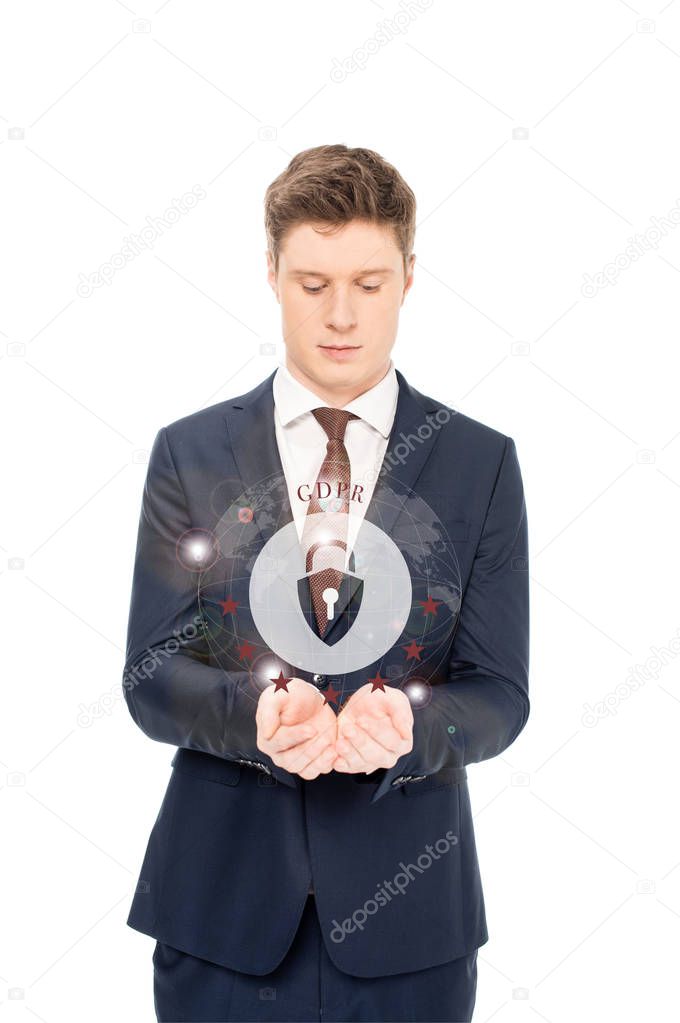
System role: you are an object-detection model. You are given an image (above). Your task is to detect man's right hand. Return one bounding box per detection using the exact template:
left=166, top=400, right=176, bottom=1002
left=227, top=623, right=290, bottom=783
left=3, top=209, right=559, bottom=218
left=256, top=677, right=338, bottom=780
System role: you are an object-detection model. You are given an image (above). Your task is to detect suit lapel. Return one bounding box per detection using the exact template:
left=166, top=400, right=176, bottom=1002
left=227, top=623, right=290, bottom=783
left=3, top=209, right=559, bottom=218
left=224, top=370, right=292, bottom=550
left=362, top=368, right=443, bottom=538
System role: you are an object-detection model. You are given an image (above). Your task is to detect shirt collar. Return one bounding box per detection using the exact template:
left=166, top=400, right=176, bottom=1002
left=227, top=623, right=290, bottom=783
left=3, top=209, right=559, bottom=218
left=273, top=358, right=398, bottom=439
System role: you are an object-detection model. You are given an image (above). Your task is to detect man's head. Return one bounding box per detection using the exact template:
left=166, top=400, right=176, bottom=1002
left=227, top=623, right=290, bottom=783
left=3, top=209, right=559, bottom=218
left=265, top=145, right=416, bottom=404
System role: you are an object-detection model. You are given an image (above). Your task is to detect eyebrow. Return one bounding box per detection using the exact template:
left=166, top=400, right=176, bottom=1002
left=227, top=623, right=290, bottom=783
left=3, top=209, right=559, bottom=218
left=287, top=267, right=396, bottom=278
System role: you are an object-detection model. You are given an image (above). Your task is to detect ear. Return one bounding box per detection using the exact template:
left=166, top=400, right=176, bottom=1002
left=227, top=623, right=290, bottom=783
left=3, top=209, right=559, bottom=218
left=266, top=250, right=279, bottom=299
left=401, top=253, right=416, bottom=303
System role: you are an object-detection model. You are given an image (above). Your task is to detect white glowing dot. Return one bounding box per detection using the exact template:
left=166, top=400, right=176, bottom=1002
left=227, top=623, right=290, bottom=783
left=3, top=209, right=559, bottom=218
left=190, top=541, right=207, bottom=562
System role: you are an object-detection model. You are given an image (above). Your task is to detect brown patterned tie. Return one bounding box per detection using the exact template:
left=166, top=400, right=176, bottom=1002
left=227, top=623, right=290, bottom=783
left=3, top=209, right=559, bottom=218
left=301, top=406, right=359, bottom=638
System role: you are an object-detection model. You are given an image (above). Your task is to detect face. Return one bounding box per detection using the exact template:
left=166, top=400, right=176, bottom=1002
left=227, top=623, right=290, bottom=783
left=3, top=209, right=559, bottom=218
left=267, top=219, right=415, bottom=404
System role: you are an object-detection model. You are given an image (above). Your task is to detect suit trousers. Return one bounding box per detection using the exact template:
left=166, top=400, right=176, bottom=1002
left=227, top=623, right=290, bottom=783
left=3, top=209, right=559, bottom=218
left=152, top=894, right=478, bottom=1022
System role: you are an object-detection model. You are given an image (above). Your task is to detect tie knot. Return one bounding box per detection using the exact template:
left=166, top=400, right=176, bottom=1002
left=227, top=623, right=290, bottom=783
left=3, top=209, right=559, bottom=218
left=311, top=407, right=359, bottom=442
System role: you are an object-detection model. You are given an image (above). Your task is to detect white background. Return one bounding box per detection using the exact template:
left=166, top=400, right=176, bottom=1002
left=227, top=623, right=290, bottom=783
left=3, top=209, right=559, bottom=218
left=2, top=1, right=679, bottom=1020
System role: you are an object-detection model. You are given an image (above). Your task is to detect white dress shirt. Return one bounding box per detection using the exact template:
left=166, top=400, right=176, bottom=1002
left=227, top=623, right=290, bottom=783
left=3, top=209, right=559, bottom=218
left=272, top=359, right=399, bottom=562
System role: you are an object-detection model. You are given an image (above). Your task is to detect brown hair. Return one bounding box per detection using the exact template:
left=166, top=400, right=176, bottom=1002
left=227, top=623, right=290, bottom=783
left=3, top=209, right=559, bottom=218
left=264, top=144, right=416, bottom=275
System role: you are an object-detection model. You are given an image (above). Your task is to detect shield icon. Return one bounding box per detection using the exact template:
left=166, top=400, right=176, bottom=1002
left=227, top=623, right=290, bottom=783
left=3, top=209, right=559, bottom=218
left=297, top=540, right=364, bottom=644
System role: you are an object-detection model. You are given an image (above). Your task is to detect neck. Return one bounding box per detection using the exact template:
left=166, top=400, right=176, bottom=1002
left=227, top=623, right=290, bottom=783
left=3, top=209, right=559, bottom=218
left=285, top=358, right=391, bottom=407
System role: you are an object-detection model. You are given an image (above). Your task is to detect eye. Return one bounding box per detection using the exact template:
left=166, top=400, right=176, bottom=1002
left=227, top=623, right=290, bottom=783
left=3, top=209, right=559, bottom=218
left=301, top=281, right=381, bottom=295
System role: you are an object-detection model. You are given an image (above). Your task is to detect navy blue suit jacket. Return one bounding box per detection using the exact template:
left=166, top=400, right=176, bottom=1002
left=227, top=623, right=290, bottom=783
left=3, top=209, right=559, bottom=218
left=123, top=367, right=530, bottom=978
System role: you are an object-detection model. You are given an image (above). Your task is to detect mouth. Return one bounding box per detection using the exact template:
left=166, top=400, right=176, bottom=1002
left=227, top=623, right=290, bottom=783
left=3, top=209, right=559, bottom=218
left=318, top=344, right=362, bottom=362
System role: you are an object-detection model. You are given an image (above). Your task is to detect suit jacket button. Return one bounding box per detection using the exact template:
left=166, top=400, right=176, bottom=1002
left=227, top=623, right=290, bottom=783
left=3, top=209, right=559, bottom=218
left=312, top=673, right=327, bottom=689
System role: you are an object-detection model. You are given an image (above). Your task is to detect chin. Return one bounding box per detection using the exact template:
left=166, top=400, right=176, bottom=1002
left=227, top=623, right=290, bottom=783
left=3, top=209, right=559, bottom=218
left=316, top=357, right=363, bottom=373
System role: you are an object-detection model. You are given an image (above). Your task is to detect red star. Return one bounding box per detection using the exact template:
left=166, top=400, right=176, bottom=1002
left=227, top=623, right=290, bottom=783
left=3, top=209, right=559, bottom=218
left=418, top=595, right=442, bottom=615
left=403, top=640, right=424, bottom=661
left=323, top=683, right=341, bottom=707
left=237, top=639, right=255, bottom=661
left=271, top=670, right=292, bottom=692
left=219, top=596, right=239, bottom=615
left=368, top=671, right=387, bottom=692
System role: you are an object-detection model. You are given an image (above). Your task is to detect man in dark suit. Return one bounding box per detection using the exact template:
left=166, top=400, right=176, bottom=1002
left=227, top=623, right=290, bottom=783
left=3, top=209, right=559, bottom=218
left=123, top=144, right=530, bottom=1022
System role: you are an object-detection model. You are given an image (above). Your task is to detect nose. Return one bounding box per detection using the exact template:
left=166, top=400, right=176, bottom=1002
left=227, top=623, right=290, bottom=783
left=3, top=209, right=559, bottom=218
left=324, top=284, right=357, bottom=333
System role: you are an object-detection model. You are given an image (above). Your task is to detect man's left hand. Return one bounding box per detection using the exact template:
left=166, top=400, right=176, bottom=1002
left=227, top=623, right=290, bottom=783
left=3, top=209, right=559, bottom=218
left=333, top=683, right=414, bottom=774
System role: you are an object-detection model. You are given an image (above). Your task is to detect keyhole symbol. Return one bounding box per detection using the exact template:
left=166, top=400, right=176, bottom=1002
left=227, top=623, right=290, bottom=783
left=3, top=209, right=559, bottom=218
left=322, top=586, right=339, bottom=620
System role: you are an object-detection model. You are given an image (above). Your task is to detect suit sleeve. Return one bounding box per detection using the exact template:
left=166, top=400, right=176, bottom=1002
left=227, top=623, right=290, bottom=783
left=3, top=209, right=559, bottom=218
left=370, top=434, right=530, bottom=803
left=122, top=426, right=298, bottom=789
